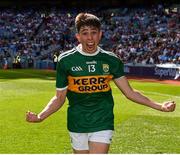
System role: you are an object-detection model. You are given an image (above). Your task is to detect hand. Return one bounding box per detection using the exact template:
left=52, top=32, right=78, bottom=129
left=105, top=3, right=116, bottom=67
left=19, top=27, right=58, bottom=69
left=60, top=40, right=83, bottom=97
left=161, top=101, right=176, bottom=112
left=26, top=111, right=42, bottom=123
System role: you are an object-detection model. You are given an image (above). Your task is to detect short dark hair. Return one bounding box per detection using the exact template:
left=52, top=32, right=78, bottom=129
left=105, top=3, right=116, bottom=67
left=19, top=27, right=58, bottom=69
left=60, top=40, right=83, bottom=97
left=75, top=13, right=101, bottom=33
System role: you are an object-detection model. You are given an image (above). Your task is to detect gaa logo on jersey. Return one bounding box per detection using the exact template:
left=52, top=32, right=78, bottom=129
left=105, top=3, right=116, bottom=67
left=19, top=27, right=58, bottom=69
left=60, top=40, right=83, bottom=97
left=71, top=66, right=83, bottom=71
left=102, top=64, right=109, bottom=73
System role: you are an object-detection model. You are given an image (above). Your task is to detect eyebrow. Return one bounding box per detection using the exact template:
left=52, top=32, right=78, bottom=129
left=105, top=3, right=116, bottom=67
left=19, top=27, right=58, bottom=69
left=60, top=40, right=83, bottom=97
left=80, top=28, right=98, bottom=32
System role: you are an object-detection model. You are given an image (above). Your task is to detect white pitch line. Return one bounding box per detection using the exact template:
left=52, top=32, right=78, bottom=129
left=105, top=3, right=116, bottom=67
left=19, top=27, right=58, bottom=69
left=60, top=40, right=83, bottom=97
left=112, top=86, right=180, bottom=99
left=140, top=91, right=180, bottom=99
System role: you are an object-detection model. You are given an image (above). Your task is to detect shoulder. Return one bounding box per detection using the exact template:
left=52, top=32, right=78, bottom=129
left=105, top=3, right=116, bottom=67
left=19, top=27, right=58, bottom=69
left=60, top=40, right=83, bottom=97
left=99, top=49, right=118, bottom=58
left=100, top=48, right=123, bottom=64
left=58, top=48, right=77, bottom=62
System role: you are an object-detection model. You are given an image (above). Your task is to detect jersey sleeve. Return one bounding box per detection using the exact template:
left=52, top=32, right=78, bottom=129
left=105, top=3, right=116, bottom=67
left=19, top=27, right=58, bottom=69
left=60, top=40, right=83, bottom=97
left=111, top=58, right=125, bottom=79
left=56, top=59, right=68, bottom=90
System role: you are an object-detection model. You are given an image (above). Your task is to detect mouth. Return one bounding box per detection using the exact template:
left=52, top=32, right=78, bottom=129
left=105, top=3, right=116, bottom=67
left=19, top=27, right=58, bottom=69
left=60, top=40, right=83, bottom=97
left=87, top=42, right=94, bottom=45
left=81, top=43, right=97, bottom=53
left=86, top=43, right=95, bottom=49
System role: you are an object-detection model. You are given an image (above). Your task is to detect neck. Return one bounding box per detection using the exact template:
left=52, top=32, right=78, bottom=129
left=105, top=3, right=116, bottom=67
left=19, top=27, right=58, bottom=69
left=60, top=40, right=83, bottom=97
left=76, top=44, right=100, bottom=56
left=81, top=47, right=97, bottom=54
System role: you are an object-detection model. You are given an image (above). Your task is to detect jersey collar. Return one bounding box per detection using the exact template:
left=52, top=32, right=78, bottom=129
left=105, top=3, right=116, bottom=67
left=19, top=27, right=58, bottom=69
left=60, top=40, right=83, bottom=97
left=76, top=44, right=100, bottom=56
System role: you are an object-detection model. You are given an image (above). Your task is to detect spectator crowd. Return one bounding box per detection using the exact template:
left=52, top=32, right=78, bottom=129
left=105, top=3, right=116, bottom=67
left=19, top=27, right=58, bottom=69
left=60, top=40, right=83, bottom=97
left=0, top=5, right=179, bottom=69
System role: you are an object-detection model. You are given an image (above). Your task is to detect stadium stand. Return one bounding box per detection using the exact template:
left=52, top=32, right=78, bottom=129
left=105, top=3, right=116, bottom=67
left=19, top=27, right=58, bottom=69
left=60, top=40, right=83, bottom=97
left=0, top=4, right=179, bottom=73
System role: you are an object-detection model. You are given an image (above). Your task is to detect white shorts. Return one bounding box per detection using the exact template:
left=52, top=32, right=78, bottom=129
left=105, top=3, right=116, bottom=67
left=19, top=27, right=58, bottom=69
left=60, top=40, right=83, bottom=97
left=69, top=130, right=113, bottom=150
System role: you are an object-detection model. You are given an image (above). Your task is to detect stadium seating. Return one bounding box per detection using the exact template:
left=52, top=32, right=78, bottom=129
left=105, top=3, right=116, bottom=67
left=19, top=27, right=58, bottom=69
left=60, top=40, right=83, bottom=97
left=0, top=5, right=179, bottom=69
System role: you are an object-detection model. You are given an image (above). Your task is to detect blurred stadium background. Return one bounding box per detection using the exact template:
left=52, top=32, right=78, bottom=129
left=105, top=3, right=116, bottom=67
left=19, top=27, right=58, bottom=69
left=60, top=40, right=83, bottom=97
left=0, top=0, right=179, bottom=80
left=0, top=0, right=180, bottom=153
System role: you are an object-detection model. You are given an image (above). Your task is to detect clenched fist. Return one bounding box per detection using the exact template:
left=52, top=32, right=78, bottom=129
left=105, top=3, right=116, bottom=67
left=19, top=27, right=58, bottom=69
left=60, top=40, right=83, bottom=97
left=26, top=111, right=42, bottom=123
left=161, top=101, right=176, bottom=112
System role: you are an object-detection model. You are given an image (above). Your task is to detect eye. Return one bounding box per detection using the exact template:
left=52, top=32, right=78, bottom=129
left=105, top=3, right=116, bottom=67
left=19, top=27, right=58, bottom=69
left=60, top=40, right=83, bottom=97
left=92, top=31, right=97, bottom=35
left=82, top=32, right=88, bottom=35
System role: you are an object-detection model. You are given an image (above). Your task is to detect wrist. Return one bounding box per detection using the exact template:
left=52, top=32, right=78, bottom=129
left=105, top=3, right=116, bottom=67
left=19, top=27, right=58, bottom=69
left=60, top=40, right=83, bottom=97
left=37, top=114, right=43, bottom=122
left=160, top=104, right=165, bottom=112
left=154, top=102, right=164, bottom=111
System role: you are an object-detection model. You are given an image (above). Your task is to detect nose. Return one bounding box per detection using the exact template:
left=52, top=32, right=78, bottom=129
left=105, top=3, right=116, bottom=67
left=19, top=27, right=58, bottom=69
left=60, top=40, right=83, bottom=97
left=87, top=33, right=93, bottom=40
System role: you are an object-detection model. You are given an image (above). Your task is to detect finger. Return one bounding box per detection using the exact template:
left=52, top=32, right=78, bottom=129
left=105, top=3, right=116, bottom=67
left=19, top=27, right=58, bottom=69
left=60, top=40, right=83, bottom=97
left=162, top=105, right=170, bottom=112
left=169, top=102, right=175, bottom=107
left=26, top=116, right=34, bottom=122
left=167, top=103, right=173, bottom=108
left=164, top=102, right=171, bottom=106
left=168, top=104, right=175, bottom=111
left=28, top=111, right=33, bottom=115
left=26, top=113, right=34, bottom=121
left=28, top=112, right=36, bottom=116
left=171, top=103, right=176, bottom=110
left=26, top=115, right=30, bottom=122
left=26, top=113, right=31, bottom=118
left=26, top=111, right=33, bottom=115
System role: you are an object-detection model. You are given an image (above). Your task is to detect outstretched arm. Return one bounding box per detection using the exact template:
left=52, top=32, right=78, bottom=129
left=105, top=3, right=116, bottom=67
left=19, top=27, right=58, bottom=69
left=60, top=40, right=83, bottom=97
left=113, top=76, right=176, bottom=112
left=26, top=89, right=67, bottom=123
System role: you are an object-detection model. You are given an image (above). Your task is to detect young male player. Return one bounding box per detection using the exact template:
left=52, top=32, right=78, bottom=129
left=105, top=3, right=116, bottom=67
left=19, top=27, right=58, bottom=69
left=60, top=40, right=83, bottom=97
left=26, top=13, right=176, bottom=154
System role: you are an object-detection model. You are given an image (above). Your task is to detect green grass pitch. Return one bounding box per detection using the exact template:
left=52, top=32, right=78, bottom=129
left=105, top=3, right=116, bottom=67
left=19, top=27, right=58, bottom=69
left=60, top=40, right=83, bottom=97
left=0, top=69, right=179, bottom=153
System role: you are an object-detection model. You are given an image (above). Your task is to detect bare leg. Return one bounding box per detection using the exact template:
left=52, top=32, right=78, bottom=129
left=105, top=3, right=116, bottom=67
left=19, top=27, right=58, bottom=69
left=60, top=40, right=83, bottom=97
left=89, top=141, right=110, bottom=154
left=73, top=149, right=89, bottom=154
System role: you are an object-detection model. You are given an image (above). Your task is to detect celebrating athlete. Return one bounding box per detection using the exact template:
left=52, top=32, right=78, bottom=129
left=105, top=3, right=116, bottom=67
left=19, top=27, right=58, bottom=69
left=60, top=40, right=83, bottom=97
left=26, top=13, right=176, bottom=154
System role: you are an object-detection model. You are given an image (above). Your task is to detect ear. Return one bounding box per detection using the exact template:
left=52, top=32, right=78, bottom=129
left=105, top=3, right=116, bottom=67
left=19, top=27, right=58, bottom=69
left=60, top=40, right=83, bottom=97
left=99, top=30, right=102, bottom=40
left=75, top=33, right=81, bottom=43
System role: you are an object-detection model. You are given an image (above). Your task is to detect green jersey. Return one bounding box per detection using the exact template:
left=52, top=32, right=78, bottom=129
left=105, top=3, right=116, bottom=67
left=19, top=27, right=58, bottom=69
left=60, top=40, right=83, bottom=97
left=56, top=44, right=124, bottom=133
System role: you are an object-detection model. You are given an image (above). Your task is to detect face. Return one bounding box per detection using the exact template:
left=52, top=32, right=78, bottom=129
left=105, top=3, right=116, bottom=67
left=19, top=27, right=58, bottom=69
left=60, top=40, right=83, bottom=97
left=76, top=26, right=102, bottom=54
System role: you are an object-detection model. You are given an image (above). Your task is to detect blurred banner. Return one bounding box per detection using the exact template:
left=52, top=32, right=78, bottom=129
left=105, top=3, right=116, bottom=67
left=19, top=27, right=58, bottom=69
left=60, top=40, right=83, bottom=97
left=124, top=64, right=180, bottom=80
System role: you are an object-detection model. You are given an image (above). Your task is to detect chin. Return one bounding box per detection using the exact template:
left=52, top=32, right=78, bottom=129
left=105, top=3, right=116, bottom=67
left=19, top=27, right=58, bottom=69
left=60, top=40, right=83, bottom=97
left=87, top=47, right=96, bottom=52
left=87, top=49, right=96, bottom=53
